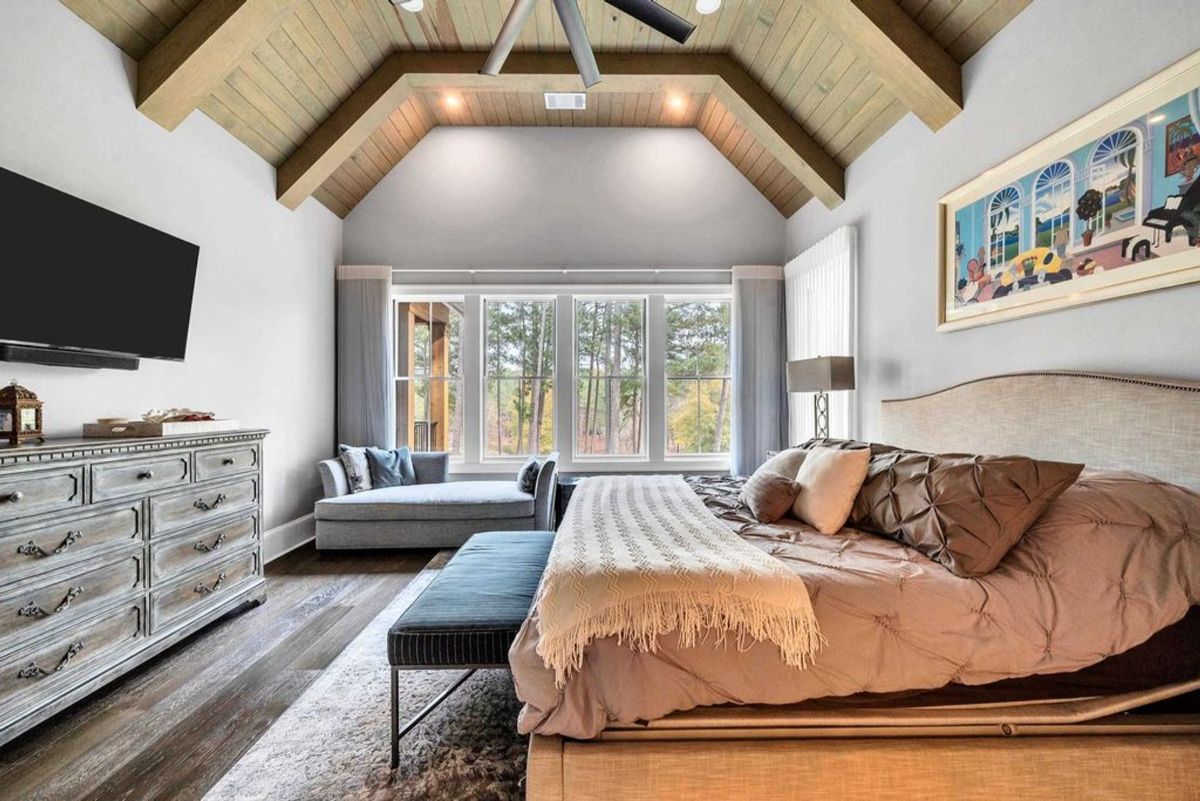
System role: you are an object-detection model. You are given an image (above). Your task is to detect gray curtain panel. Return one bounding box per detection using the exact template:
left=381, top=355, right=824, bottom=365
left=336, top=265, right=395, bottom=449
left=731, top=265, right=787, bottom=476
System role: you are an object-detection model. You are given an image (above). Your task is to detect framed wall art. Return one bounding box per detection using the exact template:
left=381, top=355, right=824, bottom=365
left=938, top=51, right=1200, bottom=331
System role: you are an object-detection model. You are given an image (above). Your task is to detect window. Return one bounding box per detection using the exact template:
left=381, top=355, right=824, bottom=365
left=395, top=300, right=464, bottom=457
left=1087, top=128, right=1140, bottom=237
left=484, top=299, right=555, bottom=457
left=1033, top=160, right=1073, bottom=252
left=665, top=301, right=731, bottom=455
left=575, top=298, right=646, bottom=457
left=987, top=186, right=1022, bottom=267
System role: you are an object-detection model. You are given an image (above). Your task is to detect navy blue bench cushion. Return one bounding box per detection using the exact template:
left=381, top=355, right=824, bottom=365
left=388, top=530, right=553, bottom=668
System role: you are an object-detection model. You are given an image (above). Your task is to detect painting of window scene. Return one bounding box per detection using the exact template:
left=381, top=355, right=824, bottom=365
left=945, top=79, right=1200, bottom=328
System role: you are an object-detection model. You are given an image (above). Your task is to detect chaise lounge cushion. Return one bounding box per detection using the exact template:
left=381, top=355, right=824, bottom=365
left=316, top=480, right=535, bottom=522
left=388, top=531, right=554, bottom=667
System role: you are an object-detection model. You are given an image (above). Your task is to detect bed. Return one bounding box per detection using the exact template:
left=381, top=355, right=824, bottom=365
left=518, top=371, right=1200, bottom=801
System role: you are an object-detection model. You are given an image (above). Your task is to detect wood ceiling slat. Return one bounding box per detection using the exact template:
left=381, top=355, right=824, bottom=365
left=131, top=0, right=187, bottom=31
left=313, top=186, right=352, bottom=217
left=208, top=80, right=296, bottom=160
left=823, top=83, right=894, bottom=158
left=793, top=44, right=855, bottom=124
left=252, top=37, right=331, bottom=123
left=62, top=0, right=155, bottom=58
left=198, top=94, right=287, bottom=162
left=947, top=0, right=1030, bottom=62
left=101, top=0, right=170, bottom=43
left=929, top=0, right=992, bottom=48
left=224, top=65, right=311, bottom=144
left=838, top=96, right=907, bottom=163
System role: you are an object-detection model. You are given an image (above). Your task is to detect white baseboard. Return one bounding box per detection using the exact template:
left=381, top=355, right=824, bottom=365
left=263, top=513, right=316, bottom=564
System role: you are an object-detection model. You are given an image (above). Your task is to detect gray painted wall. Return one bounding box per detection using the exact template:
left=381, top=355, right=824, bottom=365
left=787, top=0, right=1200, bottom=439
left=344, top=126, right=787, bottom=270
left=1, top=0, right=343, bottom=529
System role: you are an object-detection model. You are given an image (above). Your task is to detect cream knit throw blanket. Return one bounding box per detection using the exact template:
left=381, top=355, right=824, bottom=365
left=535, top=475, right=822, bottom=687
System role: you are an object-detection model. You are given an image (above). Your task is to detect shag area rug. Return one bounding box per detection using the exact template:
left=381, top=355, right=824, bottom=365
left=203, top=561, right=527, bottom=801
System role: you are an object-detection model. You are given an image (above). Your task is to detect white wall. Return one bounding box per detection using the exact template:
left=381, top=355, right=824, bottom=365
left=343, top=126, right=787, bottom=270
left=0, top=0, right=343, bottom=529
left=787, top=0, right=1200, bottom=439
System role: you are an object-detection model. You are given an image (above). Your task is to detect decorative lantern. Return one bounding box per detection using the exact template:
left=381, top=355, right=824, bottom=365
left=0, top=381, right=44, bottom=446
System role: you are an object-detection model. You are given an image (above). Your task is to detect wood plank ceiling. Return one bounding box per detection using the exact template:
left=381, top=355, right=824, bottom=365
left=59, top=0, right=1030, bottom=218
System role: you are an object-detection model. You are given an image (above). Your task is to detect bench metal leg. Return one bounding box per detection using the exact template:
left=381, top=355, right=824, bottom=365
left=390, top=667, right=476, bottom=769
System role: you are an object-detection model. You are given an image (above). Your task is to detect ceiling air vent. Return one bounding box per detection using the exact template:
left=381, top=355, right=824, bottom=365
left=545, top=92, right=587, bottom=111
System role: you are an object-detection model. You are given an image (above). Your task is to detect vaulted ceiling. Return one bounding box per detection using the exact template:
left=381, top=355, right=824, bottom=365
left=60, top=0, right=1030, bottom=217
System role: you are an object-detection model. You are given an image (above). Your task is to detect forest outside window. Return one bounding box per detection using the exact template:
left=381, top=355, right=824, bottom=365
left=575, top=298, right=647, bottom=458
left=665, top=300, right=732, bottom=456
left=484, top=299, right=556, bottom=458
left=395, top=300, right=464, bottom=458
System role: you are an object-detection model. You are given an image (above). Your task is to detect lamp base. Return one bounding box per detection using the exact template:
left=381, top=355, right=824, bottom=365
left=813, top=391, right=830, bottom=439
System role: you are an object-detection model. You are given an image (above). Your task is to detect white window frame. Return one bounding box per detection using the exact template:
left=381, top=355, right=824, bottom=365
left=1085, top=127, right=1143, bottom=242
left=392, top=295, right=466, bottom=461
left=572, top=295, right=650, bottom=463
left=480, top=295, right=558, bottom=463
left=662, top=296, right=733, bottom=460
left=391, top=284, right=732, bottom=474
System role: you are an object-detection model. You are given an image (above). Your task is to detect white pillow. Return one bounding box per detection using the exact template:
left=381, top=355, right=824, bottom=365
left=791, top=446, right=870, bottom=534
left=756, top=447, right=809, bottom=480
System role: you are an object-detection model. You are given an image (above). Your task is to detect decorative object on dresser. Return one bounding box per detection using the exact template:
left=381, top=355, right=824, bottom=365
left=786, top=356, right=855, bottom=438
left=83, top=408, right=239, bottom=438
left=0, top=429, right=267, bottom=746
left=0, top=381, right=44, bottom=446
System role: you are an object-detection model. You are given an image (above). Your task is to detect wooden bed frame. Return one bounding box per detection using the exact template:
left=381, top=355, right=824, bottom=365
left=526, top=371, right=1200, bottom=801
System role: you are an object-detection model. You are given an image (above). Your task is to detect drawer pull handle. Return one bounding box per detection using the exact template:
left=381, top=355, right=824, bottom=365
left=137, top=471, right=155, bottom=481
left=194, top=572, right=228, bottom=595
left=193, top=532, right=229, bottom=553
left=17, top=530, right=83, bottom=558
left=18, top=586, right=84, bottom=618
left=18, top=640, right=84, bottom=679
left=193, top=493, right=227, bottom=512
left=3, top=491, right=22, bottom=504
left=222, top=457, right=236, bottom=466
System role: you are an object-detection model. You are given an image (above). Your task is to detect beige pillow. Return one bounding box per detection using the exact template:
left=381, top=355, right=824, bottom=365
left=758, top=447, right=809, bottom=480
left=792, top=446, right=870, bottom=534
left=740, top=470, right=802, bottom=523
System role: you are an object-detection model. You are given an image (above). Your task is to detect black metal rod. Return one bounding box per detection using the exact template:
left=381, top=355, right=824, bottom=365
left=390, top=668, right=476, bottom=769
left=603, top=0, right=695, bottom=44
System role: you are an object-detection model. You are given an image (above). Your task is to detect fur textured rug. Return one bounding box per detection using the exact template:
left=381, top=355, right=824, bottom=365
left=203, top=563, right=526, bottom=801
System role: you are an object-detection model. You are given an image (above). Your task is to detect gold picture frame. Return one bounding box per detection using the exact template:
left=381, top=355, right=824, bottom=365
left=938, top=50, right=1200, bottom=332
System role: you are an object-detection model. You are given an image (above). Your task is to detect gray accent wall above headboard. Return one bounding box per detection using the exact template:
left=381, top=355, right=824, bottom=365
left=880, top=372, right=1200, bottom=490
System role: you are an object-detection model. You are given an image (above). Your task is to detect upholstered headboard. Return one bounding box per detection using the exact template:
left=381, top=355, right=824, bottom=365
left=880, top=372, right=1200, bottom=490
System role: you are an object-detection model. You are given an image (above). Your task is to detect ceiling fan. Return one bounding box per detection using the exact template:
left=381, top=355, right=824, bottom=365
left=391, top=1, right=701, bottom=88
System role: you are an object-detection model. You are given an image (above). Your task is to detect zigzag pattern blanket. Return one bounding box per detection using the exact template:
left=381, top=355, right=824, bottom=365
left=535, top=474, right=822, bottom=687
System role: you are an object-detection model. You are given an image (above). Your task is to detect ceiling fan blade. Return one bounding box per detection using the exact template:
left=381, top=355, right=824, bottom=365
left=482, top=0, right=537, bottom=77
left=603, top=0, right=695, bottom=45
left=553, top=0, right=601, bottom=88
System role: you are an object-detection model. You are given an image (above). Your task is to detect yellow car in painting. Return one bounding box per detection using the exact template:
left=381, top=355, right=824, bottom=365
left=992, top=247, right=1073, bottom=296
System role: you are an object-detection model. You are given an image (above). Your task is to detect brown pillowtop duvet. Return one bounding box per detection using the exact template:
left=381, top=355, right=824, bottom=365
left=510, top=470, right=1200, bottom=739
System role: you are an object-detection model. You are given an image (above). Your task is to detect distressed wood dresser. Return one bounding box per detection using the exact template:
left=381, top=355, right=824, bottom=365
left=0, top=429, right=267, bottom=745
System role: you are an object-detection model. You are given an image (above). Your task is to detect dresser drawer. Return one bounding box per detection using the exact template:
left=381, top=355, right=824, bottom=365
left=91, top=454, right=191, bottom=502
left=0, top=503, right=142, bottom=578
left=0, top=554, right=142, bottom=649
left=194, top=444, right=259, bottom=481
left=0, top=466, right=85, bottom=524
left=0, top=603, right=142, bottom=712
left=149, top=477, right=258, bottom=537
left=150, top=516, right=257, bottom=583
left=150, top=550, right=259, bottom=632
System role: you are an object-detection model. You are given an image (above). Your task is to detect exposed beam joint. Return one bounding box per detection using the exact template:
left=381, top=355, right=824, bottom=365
left=277, top=52, right=846, bottom=212
left=805, top=0, right=963, bottom=131
left=137, top=0, right=298, bottom=131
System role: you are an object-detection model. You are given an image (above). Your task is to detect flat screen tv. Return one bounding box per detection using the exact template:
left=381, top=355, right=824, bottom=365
left=0, top=167, right=199, bottom=365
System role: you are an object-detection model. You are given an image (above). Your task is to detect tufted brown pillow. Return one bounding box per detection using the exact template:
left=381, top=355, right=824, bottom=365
left=802, top=437, right=1084, bottom=577
left=740, top=470, right=802, bottom=524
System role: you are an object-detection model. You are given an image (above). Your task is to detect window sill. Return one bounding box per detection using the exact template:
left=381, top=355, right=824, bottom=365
left=449, top=457, right=730, bottom=476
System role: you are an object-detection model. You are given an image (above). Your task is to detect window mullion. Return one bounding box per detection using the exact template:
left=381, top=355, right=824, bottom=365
left=647, top=295, right=666, bottom=463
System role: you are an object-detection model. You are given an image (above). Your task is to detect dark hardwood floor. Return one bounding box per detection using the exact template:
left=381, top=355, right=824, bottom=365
left=0, top=545, right=437, bottom=801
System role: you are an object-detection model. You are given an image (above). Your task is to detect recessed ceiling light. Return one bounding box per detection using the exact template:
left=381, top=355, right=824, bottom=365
left=395, top=0, right=424, bottom=11
left=443, top=94, right=463, bottom=109
left=695, top=0, right=721, bottom=15
left=667, top=94, right=687, bottom=110
left=545, top=92, right=587, bottom=110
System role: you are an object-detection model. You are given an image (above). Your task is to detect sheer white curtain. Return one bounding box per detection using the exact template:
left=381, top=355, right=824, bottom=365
left=784, top=226, right=857, bottom=445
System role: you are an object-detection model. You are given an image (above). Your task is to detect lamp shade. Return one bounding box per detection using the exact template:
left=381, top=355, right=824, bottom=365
left=787, top=356, right=855, bottom=393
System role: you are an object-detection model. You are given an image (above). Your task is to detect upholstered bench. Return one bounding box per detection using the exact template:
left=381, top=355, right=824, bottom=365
left=387, top=530, right=554, bottom=768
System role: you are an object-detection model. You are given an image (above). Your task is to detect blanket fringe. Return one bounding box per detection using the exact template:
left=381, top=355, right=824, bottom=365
left=536, top=589, right=824, bottom=688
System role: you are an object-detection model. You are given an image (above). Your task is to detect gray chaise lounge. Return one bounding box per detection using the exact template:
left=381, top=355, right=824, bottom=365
left=315, top=451, right=558, bottom=549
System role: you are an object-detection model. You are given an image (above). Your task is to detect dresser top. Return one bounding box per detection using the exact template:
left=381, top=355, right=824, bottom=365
left=0, top=429, right=269, bottom=465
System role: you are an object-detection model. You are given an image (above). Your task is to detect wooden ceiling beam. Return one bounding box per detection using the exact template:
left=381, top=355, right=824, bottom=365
left=277, top=52, right=846, bottom=212
left=804, top=0, right=963, bottom=131
left=137, top=0, right=298, bottom=131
